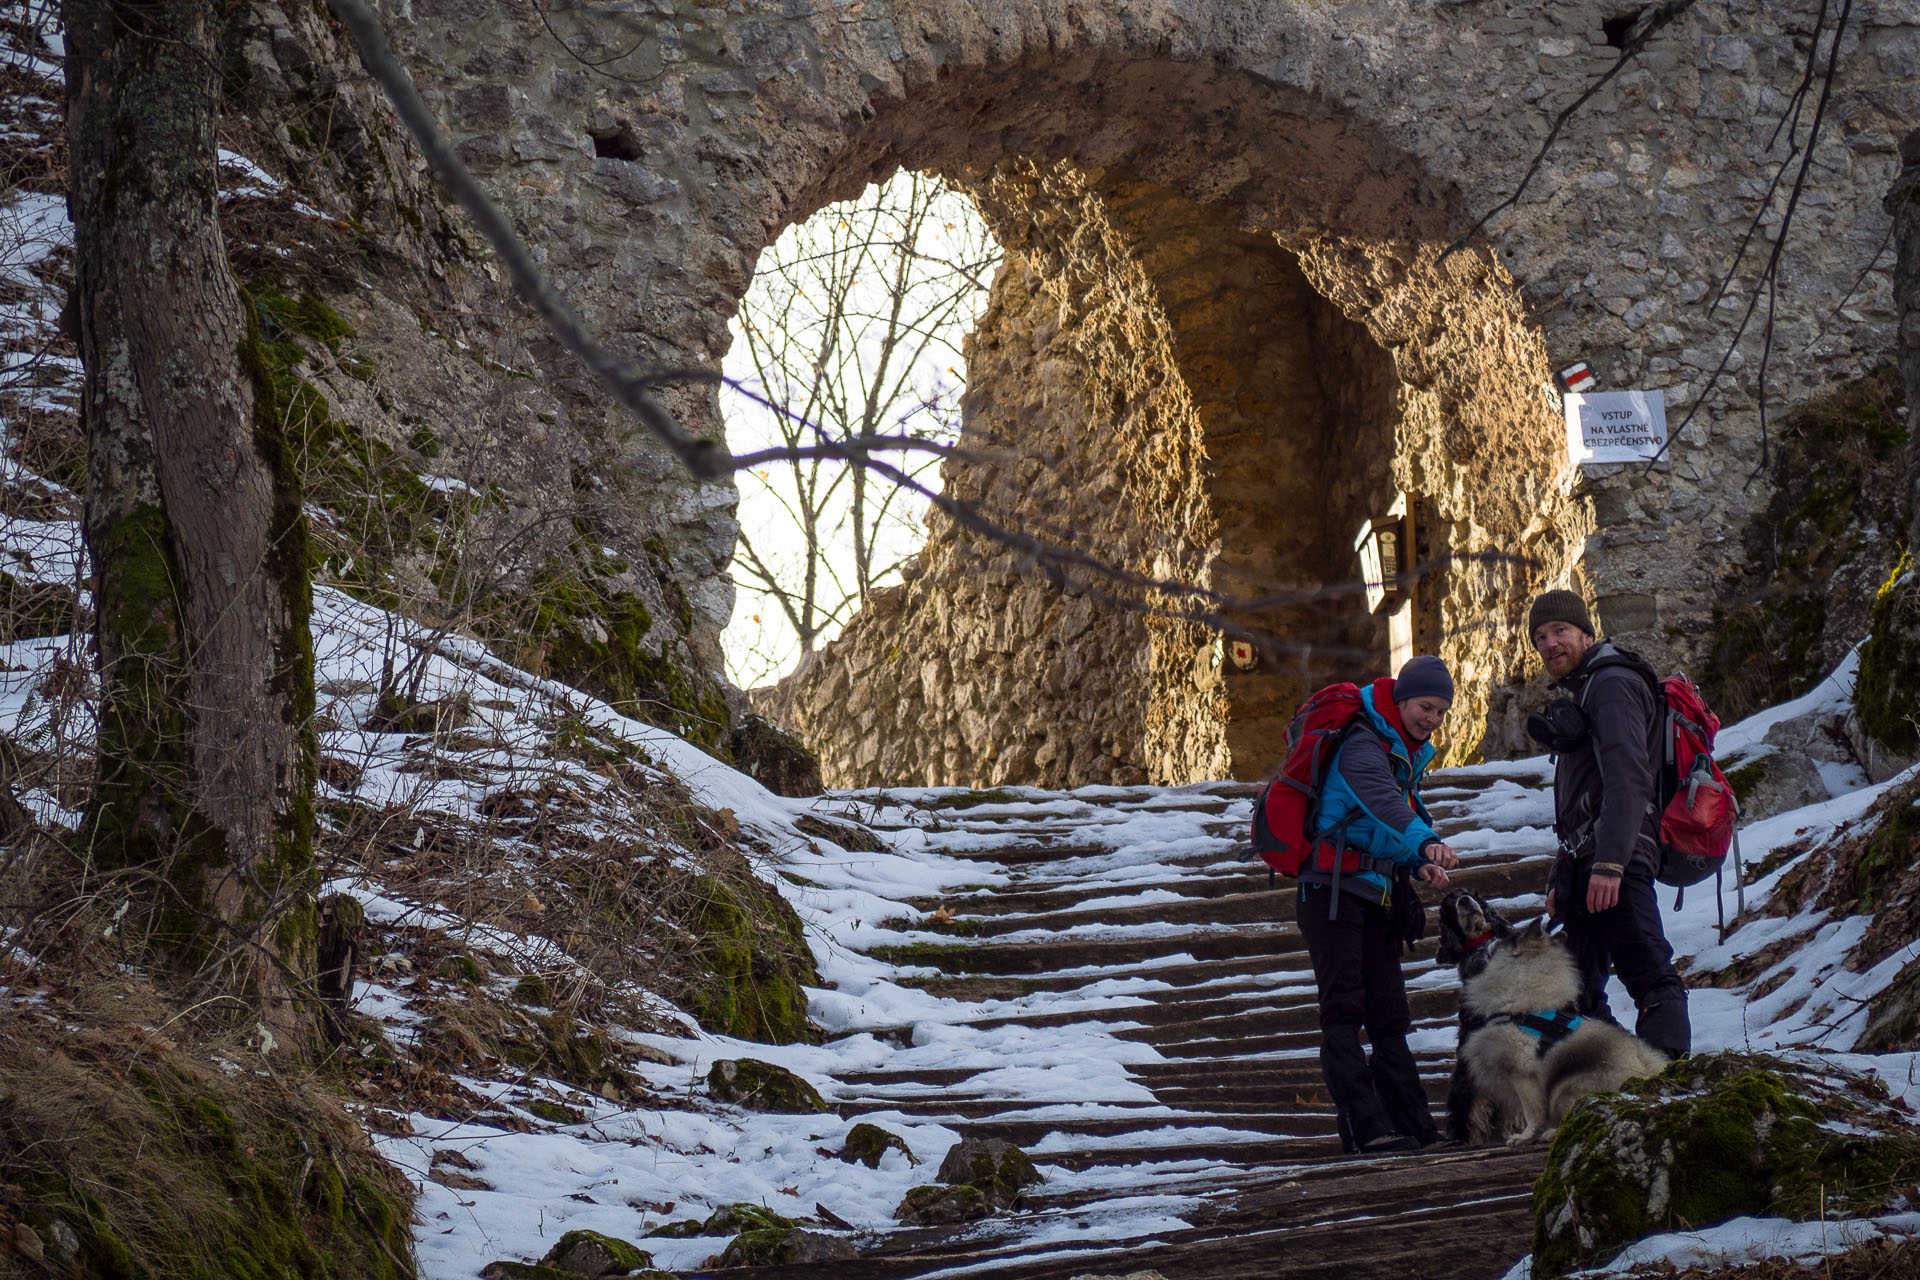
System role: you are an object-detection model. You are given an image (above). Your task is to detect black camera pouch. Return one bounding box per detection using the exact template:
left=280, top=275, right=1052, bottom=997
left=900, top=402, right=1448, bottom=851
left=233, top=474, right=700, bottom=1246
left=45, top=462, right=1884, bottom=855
left=1526, top=697, right=1591, bottom=754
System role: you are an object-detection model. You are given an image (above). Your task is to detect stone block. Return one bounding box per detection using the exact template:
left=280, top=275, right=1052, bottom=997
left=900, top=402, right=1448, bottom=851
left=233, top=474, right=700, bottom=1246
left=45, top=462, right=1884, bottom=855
left=452, top=82, right=512, bottom=130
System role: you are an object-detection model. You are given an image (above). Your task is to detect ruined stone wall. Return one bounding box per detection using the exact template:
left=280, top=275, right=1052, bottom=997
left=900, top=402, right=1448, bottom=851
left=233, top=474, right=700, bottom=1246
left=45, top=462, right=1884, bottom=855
left=374, top=0, right=1920, bottom=785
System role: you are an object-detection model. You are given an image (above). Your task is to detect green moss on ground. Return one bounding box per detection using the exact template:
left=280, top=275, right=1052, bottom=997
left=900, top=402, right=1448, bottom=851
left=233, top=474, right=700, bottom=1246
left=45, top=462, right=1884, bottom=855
left=522, top=1099, right=584, bottom=1125
left=685, top=875, right=819, bottom=1045
left=867, top=940, right=977, bottom=970
left=1856, top=558, right=1920, bottom=754
left=923, top=788, right=1022, bottom=810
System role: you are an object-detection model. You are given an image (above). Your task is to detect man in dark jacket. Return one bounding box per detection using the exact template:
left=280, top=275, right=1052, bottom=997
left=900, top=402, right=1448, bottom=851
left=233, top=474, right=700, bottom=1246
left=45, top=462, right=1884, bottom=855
left=1531, top=590, right=1690, bottom=1059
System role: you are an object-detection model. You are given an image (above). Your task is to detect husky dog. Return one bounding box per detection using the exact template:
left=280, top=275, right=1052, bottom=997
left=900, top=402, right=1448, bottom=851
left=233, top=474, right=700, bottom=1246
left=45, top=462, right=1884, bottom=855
left=1435, top=889, right=1516, bottom=1143
left=1459, top=918, right=1669, bottom=1145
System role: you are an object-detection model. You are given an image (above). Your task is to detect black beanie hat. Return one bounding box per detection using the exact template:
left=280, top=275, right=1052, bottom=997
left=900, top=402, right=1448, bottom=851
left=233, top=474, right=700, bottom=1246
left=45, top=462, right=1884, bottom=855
left=1529, top=589, right=1595, bottom=639
left=1393, top=654, right=1454, bottom=705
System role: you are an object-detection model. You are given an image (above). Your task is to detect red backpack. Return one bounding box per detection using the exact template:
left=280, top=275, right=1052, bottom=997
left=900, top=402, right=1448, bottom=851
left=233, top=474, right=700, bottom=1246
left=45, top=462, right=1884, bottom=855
left=1586, top=655, right=1744, bottom=928
left=1649, top=672, right=1739, bottom=890
left=1250, top=683, right=1372, bottom=879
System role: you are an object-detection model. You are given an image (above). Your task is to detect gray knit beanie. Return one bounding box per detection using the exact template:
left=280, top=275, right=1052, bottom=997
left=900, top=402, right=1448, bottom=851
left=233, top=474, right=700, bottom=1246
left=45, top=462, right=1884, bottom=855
left=1528, top=589, right=1595, bottom=640
left=1393, top=654, right=1454, bottom=705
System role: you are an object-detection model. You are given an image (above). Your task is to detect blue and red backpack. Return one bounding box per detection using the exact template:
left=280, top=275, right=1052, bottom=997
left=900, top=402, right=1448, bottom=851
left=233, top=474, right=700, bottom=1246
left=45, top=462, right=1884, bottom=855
left=1249, top=683, right=1375, bottom=880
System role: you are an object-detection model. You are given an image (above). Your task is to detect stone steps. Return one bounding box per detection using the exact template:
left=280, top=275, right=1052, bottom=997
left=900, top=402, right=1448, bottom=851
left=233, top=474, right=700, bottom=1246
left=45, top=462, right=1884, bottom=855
left=804, top=776, right=1546, bottom=1278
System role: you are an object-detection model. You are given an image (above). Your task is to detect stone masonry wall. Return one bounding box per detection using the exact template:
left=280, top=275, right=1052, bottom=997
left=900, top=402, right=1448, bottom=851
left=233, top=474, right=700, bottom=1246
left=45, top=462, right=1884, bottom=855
left=375, top=0, right=1920, bottom=785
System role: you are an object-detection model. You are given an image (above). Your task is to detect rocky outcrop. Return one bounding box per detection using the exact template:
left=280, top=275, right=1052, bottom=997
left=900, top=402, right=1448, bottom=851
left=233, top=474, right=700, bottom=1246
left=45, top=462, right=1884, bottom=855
left=216, top=2, right=738, bottom=748
left=1698, top=370, right=1912, bottom=726
left=1856, top=565, right=1920, bottom=767
left=1533, top=1053, right=1920, bottom=1278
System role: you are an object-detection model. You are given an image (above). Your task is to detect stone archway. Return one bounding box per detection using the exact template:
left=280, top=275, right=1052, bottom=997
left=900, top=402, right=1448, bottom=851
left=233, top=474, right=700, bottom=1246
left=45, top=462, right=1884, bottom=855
left=745, top=55, right=1562, bottom=787
left=394, top=0, right=1918, bottom=785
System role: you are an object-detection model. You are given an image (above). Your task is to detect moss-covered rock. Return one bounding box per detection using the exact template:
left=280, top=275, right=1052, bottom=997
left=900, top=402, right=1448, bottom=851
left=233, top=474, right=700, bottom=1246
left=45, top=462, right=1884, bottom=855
left=728, top=714, right=823, bottom=797
left=704, top=1203, right=798, bottom=1234
left=894, top=1183, right=995, bottom=1226
left=1532, top=1053, right=1920, bottom=1278
left=501, top=566, right=731, bottom=754
left=935, top=1136, right=1042, bottom=1207
left=718, top=1227, right=857, bottom=1266
left=1857, top=561, right=1920, bottom=758
left=706, top=1058, right=828, bottom=1113
left=1715, top=748, right=1828, bottom=822
left=840, top=1121, right=918, bottom=1169
left=642, top=1219, right=709, bottom=1239
left=539, top=1228, right=653, bottom=1276
left=684, top=873, right=819, bottom=1045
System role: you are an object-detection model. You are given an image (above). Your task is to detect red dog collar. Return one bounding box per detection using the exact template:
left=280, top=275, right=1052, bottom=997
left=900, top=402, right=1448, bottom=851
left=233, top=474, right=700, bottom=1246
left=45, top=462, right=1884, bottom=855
left=1462, top=930, right=1495, bottom=952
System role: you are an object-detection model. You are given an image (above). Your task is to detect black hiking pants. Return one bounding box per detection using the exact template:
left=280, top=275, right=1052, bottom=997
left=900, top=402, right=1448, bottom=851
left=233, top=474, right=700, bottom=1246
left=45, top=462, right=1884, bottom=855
left=1558, top=866, right=1691, bottom=1059
left=1295, top=882, right=1437, bottom=1151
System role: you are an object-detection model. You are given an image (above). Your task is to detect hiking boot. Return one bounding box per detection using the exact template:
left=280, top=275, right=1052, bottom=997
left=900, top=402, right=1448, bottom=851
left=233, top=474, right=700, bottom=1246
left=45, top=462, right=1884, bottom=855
left=1357, top=1132, right=1421, bottom=1154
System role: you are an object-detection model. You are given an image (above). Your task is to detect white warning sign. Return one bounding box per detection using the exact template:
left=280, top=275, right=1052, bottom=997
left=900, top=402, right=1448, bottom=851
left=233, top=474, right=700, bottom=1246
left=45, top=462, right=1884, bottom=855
left=1563, top=389, right=1668, bottom=465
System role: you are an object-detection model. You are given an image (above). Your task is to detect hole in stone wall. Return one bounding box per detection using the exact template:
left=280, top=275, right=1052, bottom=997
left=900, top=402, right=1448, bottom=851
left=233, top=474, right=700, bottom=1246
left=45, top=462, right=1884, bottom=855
left=720, top=171, right=1001, bottom=689
left=589, top=130, right=641, bottom=161
left=1601, top=13, right=1636, bottom=48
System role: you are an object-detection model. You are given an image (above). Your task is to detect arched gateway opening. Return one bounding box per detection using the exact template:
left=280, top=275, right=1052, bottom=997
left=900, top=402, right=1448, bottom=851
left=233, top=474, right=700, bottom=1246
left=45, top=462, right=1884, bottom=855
left=745, top=55, right=1563, bottom=789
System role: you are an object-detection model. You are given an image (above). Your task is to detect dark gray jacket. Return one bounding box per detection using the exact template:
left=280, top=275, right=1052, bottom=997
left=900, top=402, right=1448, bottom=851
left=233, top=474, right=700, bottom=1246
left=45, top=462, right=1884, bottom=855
left=1548, top=641, right=1662, bottom=882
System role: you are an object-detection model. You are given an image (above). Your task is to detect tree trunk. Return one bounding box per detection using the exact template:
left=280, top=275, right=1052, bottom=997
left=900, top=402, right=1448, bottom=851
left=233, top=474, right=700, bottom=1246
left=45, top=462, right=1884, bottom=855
left=1894, top=129, right=1920, bottom=552
left=66, top=0, right=317, bottom=1053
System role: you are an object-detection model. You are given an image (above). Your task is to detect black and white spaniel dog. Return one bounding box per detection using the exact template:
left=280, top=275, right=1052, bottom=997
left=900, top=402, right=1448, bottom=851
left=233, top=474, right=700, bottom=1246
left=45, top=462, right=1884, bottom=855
left=1435, top=888, right=1517, bottom=1144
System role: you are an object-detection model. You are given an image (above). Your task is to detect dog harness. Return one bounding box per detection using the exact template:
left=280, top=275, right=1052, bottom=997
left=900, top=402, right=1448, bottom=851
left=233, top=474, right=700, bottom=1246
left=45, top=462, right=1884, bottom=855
left=1487, top=1009, right=1586, bottom=1058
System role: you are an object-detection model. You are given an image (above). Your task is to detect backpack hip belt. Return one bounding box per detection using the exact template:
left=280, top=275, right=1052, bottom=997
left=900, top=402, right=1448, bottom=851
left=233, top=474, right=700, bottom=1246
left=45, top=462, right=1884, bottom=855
left=1302, top=850, right=1404, bottom=915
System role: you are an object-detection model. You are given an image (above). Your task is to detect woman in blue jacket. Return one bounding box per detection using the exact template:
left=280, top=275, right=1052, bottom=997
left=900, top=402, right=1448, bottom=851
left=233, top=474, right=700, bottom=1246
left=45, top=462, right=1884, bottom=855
left=1297, top=655, right=1458, bottom=1153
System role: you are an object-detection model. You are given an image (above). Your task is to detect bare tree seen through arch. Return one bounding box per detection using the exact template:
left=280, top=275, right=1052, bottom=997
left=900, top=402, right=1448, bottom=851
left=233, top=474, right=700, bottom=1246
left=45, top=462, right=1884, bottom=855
left=723, top=172, right=1000, bottom=686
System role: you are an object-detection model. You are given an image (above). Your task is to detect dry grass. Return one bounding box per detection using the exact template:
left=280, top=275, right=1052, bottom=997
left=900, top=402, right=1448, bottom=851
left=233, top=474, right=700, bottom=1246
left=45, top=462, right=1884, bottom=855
left=0, top=967, right=414, bottom=1279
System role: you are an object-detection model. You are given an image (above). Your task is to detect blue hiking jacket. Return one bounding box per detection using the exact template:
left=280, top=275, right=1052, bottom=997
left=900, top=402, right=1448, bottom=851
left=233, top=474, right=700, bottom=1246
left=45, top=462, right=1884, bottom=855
left=1303, top=679, right=1444, bottom=902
